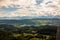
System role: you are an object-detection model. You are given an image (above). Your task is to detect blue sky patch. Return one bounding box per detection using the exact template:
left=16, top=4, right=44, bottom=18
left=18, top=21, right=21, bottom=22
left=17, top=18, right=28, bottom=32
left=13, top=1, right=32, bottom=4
left=0, top=6, right=22, bottom=12
left=35, top=0, right=44, bottom=5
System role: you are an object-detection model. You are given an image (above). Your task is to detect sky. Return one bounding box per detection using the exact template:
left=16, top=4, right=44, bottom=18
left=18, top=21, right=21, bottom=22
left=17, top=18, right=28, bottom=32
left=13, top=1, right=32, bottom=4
left=0, top=0, right=60, bottom=19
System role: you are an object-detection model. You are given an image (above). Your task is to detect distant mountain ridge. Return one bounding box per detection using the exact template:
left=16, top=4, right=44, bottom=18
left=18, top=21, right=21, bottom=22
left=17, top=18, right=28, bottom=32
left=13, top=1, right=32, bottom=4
left=0, top=17, right=60, bottom=26
left=0, top=16, right=60, bottom=20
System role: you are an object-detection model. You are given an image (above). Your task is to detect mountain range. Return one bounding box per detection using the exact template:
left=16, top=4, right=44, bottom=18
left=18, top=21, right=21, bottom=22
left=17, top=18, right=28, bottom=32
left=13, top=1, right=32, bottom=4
left=0, top=17, right=60, bottom=26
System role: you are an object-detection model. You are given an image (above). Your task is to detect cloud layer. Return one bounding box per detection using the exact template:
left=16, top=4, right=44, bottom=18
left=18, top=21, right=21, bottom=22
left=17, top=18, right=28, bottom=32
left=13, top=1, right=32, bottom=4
left=0, top=0, right=60, bottom=19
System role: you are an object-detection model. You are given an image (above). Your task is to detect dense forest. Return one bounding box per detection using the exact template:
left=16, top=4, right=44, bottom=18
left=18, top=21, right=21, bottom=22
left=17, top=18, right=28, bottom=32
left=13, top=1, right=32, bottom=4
left=0, top=24, right=57, bottom=40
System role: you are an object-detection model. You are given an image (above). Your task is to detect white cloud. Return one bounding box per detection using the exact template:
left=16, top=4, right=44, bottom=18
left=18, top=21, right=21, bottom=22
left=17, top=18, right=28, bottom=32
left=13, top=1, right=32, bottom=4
left=0, top=0, right=60, bottom=18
